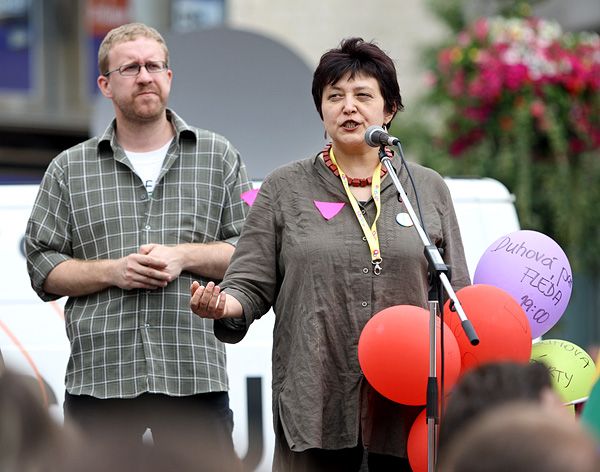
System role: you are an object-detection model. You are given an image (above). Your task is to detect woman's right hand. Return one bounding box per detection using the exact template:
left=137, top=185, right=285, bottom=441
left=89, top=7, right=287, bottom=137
left=190, top=281, right=243, bottom=319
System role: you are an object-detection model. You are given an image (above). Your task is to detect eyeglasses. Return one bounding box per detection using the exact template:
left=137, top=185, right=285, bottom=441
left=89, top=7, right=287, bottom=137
left=104, top=61, right=168, bottom=77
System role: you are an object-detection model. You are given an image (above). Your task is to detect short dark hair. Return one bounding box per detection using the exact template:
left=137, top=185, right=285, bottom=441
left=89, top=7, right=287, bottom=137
left=311, top=37, right=404, bottom=126
left=439, top=361, right=553, bottom=453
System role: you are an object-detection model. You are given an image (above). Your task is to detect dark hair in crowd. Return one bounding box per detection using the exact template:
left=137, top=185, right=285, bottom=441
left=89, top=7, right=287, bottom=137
left=311, top=37, right=404, bottom=126
left=439, top=401, right=600, bottom=472
left=438, top=361, right=553, bottom=453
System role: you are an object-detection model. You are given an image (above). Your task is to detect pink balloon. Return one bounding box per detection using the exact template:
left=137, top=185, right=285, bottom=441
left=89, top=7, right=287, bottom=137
left=473, top=230, right=572, bottom=338
left=358, top=305, right=461, bottom=406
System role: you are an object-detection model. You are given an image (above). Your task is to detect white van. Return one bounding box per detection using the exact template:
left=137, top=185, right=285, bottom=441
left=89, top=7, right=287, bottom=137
left=0, top=177, right=519, bottom=471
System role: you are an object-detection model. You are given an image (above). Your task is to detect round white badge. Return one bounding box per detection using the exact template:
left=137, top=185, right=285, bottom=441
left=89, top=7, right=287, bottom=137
left=396, top=212, right=414, bottom=227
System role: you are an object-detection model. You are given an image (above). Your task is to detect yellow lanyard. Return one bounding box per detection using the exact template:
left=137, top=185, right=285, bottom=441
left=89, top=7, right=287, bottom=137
left=329, top=147, right=383, bottom=275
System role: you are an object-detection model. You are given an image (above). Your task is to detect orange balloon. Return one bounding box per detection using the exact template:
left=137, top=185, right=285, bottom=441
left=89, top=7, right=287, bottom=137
left=443, top=284, right=532, bottom=374
left=358, top=305, right=461, bottom=405
left=407, top=408, right=429, bottom=472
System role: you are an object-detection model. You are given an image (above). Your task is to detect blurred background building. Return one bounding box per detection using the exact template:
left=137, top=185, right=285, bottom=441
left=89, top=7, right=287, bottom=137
left=1, top=0, right=598, bottom=182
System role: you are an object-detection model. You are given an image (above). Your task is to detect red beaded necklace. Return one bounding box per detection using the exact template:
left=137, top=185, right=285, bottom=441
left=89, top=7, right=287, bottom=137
left=322, top=143, right=390, bottom=187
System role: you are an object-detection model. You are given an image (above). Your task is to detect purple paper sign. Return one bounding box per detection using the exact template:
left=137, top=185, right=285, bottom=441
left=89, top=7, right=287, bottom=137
left=473, top=230, right=573, bottom=339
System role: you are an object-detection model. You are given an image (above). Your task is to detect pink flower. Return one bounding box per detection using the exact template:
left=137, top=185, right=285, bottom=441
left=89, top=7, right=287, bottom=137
left=464, top=106, right=492, bottom=122
left=590, top=64, right=600, bottom=90
left=569, top=138, right=586, bottom=154
left=429, top=15, right=600, bottom=158
left=449, top=129, right=485, bottom=156
left=449, top=70, right=466, bottom=97
left=467, top=55, right=504, bottom=102
left=458, top=31, right=471, bottom=47
left=423, top=71, right=437, bottom=88
left=530, top=100, right=545, bottom=118
left=472, top=18, right=489, bottom=42
left=504, top=63, right=529, bottom=90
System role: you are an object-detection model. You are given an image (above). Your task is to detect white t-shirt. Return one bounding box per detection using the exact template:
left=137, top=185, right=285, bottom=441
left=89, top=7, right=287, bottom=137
left=125, top=139, right=173, bottom=195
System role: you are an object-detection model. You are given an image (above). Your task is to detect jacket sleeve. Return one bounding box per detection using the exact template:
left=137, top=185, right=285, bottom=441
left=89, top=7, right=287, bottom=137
left=214, top=171, right=280, bottom=343
left=437, top=175, right=471, bottom=292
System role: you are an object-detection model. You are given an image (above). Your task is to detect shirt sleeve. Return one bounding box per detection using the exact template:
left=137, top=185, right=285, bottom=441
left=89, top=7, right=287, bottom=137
left=25, top=157, right=72, bottom=301
left=215, top=172, right=280, bottom=343
left=219, top=143, right=252, bottom=246
left=437, top=176, right=471, bottom=292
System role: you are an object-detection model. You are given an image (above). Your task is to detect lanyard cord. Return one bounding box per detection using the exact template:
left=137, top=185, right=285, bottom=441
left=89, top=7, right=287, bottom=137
left=329, top=147, right=383, bottom=275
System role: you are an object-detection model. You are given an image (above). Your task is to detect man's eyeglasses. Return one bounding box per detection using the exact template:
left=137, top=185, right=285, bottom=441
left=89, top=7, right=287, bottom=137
left=104, top=61, right=168, bottom=77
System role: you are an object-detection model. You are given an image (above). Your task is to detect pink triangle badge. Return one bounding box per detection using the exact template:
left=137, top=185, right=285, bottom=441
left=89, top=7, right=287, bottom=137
left=241, top=188, right=260, bottom=207
left=314, top=201, right=345, bottom=220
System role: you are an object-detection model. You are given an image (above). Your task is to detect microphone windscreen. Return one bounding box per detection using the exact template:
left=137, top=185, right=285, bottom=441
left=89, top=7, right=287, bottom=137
left=365, top=125, right=385, bottom=147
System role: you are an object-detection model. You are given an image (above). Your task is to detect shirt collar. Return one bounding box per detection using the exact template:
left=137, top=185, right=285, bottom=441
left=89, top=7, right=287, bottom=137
left=97, top=108, right=196, bottom=157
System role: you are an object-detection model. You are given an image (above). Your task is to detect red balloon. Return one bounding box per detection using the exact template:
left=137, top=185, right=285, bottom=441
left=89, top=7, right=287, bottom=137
left=358, top=305, right=461, bottom=405
left=407, top=408, right=429, bottom=472
left=443, top=284, right=532, bottom=374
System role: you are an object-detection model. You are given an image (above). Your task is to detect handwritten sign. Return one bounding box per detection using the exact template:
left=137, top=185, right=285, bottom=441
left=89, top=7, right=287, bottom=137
left=531, top=339, right=596, bottom=403
left=473, top=230, right=572, bottom=339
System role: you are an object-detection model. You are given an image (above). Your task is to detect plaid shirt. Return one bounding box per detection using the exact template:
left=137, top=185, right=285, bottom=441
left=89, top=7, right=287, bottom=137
left=25, top=110, right=251, bottom=398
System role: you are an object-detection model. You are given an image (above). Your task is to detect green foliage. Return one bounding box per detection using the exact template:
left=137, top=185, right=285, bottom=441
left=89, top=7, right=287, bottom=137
left=426, top=0, right=468, bottom=33
left=392, top=11, right=600, bottom=274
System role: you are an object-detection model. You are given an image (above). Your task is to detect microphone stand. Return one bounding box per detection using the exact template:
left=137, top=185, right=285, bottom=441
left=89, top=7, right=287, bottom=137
left=378, top=144, right=479, bottom=472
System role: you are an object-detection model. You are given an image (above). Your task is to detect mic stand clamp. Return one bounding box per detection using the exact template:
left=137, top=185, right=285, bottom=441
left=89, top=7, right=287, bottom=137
left=378, top=145, right=479, bottom=472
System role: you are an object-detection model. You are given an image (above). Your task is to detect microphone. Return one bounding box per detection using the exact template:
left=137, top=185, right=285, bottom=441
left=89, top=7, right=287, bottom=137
left=364, top=125, right=400, bottom=147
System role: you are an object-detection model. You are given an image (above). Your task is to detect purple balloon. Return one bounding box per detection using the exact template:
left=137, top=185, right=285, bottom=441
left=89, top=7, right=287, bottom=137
left=473, top=230, right=572, bottom=339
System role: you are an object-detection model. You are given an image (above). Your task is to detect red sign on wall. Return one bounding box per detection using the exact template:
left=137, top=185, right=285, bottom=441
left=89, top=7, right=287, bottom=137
left=85, top=0, right=131, bottom=36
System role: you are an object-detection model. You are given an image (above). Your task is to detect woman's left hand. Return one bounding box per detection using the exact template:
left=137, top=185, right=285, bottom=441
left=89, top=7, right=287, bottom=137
left=190, top=280, right=243, bottom=319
